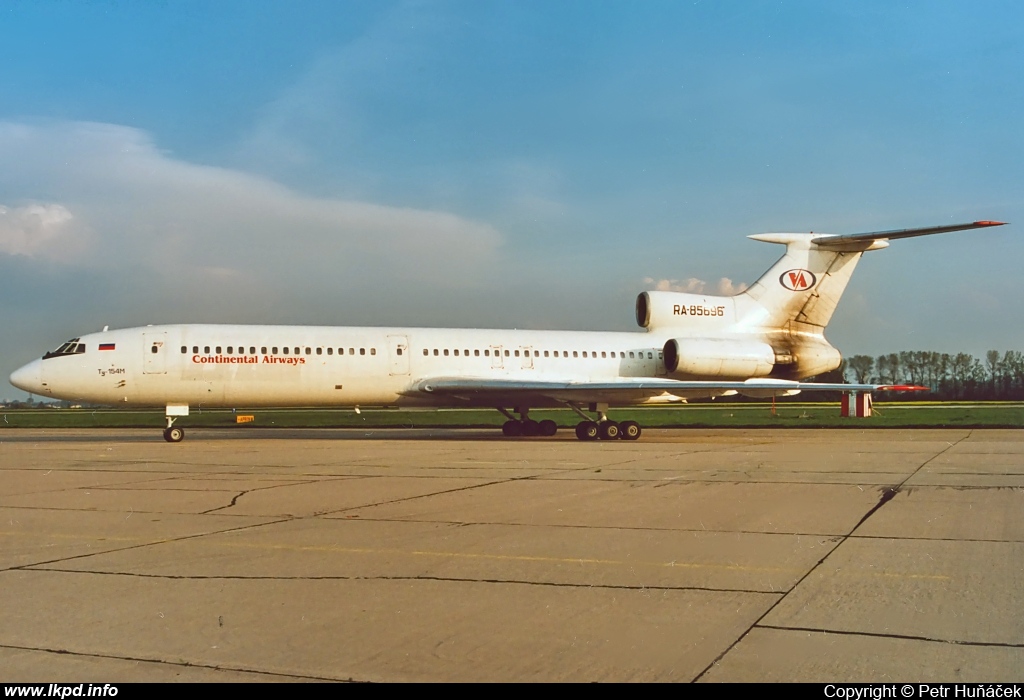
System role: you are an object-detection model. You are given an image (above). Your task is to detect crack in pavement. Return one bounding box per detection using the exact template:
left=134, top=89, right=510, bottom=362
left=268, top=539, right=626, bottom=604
left=199, top=476, right=350, bottom=515
left=3, top=518, right=293, bottom=572
left=758, top=624, right=1024, bottom=649
left=0, top=642, right=357, bottom=682
left=16, top=567, right=787, bottom=595
left=691, top=431, right=976, bottom=682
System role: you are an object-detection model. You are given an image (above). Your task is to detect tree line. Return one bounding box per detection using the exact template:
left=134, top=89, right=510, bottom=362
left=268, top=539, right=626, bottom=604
left=841, top=351, right=1024, bottom=400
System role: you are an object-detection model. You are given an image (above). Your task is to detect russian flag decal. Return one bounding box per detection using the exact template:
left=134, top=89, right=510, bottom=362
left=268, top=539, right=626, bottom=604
left=99, top=343, right=116, bottom=351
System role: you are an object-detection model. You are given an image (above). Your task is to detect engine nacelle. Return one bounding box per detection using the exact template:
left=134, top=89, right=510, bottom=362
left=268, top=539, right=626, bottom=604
left=636, top=291, right=736, bottom=329
left=789, top=336, right=843, bottom=379
left=663, top=337, right=775, bottom=379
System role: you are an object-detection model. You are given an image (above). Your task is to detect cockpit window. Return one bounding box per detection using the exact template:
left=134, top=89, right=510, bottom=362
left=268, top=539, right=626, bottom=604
left=43, top=338, right=87, bottom=360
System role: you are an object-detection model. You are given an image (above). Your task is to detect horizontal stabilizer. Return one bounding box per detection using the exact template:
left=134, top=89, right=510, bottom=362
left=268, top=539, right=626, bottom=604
left=812, top=220, right=1005, bottom=248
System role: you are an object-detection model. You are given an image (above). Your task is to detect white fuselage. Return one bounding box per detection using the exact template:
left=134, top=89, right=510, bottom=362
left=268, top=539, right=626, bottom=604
left=17, top=324, right=684, bottom=409
left=8, top=221, right=1002, bottom=442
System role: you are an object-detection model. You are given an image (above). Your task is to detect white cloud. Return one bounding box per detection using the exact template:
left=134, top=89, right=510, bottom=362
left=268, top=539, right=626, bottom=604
left=0, top=203, right=81, bottom=258
left=0, top=120, right=502, bottom=294
left=643, top=276, right=748, bottom=295
left=715, top=277, right=748, bottom=295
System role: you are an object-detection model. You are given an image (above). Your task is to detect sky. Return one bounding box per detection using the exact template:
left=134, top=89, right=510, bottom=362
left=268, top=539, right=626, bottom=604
left=2, top=0, right=1023, bottom=398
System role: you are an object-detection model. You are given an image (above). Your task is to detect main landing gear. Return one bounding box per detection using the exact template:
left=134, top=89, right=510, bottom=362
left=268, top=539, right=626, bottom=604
left=498, top=407, right=558, bottom=437
left=573, top=419, right=641, bottom=441
left=495, top=404, right=642, bottom=441
left=568, top=401, right=642, bottom=442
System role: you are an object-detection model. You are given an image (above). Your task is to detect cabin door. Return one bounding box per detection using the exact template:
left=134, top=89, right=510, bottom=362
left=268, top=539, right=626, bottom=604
left=520, top=346, right=534, bottom=370
left=387, top=335, right=410, bottom=376
left=143, top=332, right=167, bottom=375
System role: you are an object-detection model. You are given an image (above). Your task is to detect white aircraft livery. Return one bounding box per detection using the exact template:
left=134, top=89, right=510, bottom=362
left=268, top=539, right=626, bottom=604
left=9, top=220, right=1005, bottom=442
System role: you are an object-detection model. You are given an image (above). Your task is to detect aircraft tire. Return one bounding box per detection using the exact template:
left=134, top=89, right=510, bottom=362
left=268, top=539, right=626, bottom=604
left=619, top=420, right=642, bottom=441
left=575, top=421, right=599, bottom=441
left=502, top=420, right=523, bottom=437
left=164, top=427, right=184, bottom=443
left=538, top=419, right=558, bottom=436
left=598, top=421, right=620, bottom=440
left=522, top=419, right=541, bottom=436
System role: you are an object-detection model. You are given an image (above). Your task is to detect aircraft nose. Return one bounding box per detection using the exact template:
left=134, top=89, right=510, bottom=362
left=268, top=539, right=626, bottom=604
left=9, top=359, right=43, bottom=394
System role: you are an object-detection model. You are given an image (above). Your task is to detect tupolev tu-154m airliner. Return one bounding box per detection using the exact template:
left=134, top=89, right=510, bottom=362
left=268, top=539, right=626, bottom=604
left=9, top=220, right=1005, bottom=442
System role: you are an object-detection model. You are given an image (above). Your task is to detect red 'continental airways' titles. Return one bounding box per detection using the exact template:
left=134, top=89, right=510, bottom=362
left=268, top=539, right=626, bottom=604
left=192, top=355, right=306, bottom=365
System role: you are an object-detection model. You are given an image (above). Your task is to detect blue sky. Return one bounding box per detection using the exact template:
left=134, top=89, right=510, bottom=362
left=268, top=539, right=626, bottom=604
left=2, top=0, right=1023, bottom=398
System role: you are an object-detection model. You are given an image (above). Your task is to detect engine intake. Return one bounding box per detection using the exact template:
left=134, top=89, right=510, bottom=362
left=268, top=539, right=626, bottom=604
left=636, top=291, right=736, bottom=329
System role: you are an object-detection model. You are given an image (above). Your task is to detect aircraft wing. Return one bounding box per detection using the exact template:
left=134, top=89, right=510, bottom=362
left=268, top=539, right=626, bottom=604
left=408, top=377, right=923, bottom=404
left=812, top=220, right=1005, bottom=248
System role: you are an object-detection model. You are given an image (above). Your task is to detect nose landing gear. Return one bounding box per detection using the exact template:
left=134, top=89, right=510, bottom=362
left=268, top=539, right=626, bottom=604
left=163, top=426, right=184, bottom=443
left=163, top=403, right=189, bottom=443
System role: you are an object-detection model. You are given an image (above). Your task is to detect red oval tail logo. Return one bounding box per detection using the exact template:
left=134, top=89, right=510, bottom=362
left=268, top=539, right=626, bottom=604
left=780, top=269, right=816, bottom=291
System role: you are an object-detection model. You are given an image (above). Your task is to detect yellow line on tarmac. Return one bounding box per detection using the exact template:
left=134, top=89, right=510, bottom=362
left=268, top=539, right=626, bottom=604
left=0, top=529, right=950, bottom=580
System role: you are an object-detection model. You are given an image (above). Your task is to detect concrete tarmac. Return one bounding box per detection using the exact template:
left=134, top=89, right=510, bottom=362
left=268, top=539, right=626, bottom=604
left=0, top=427, right=1021, bottom=682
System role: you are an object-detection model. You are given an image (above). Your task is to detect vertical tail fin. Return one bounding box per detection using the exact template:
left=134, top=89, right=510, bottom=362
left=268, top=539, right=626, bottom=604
left=736, top=233, right=867, bottom=333
left=734, top=221, right=1004, bottom=333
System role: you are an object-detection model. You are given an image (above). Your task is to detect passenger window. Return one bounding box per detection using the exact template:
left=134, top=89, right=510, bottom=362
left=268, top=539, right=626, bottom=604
left=648, top=352, right=653, bottom=359
left=272, top=347, right=278, bottom=354
left=514, top=350, right=519, bottom=357
left=204, top=346, right=211, bottom=354
left=371, top=348, right=376, bottom=355
left=433, top=349, right=439, bottom=356
left=484, top=349, right=490, bottom=356
left=629, top=352, right=635, bottom=358
left=306, top=347, right=312, bottom=355
left=327, top=348, right=333, bottom=355
left=192, top=346, right=199, bottom=354
left=261, top=347, right=267, bottom=355
left=250, top=347, right=256, bottom=355
left=397, top=348, right=403, bottom=356
left=464, top=349, right=469, bottom=356
left=151, top=345, right=159, bottom=354
left=283, top=347, right=289, bottom=354
left=454, top=349, right=459, bottom=356
left=582, top=351, right=587, bottom=358
left=504, top=350, right=510, bottom=357
left=543, top=351, right=549, bottom=357
left=423, top=349, right=428, bottom=356
left=349, top=348, right=355, bottom=355
left=444, top=349, right=449, bottom=356
left=620, top=352, right=625, bottom=358
left=316, top=348, right=322, bottom=355
left=216, top=346, right=222, bottom=354
left=573, top=351, right=578, bottom=358
left=294, top=347, right=300, bottom=355
left=180, top=346, right=187, bottom=354
left=360, top=348, right=366, bottom=355
left=227, top=347, right=233, bottom=354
